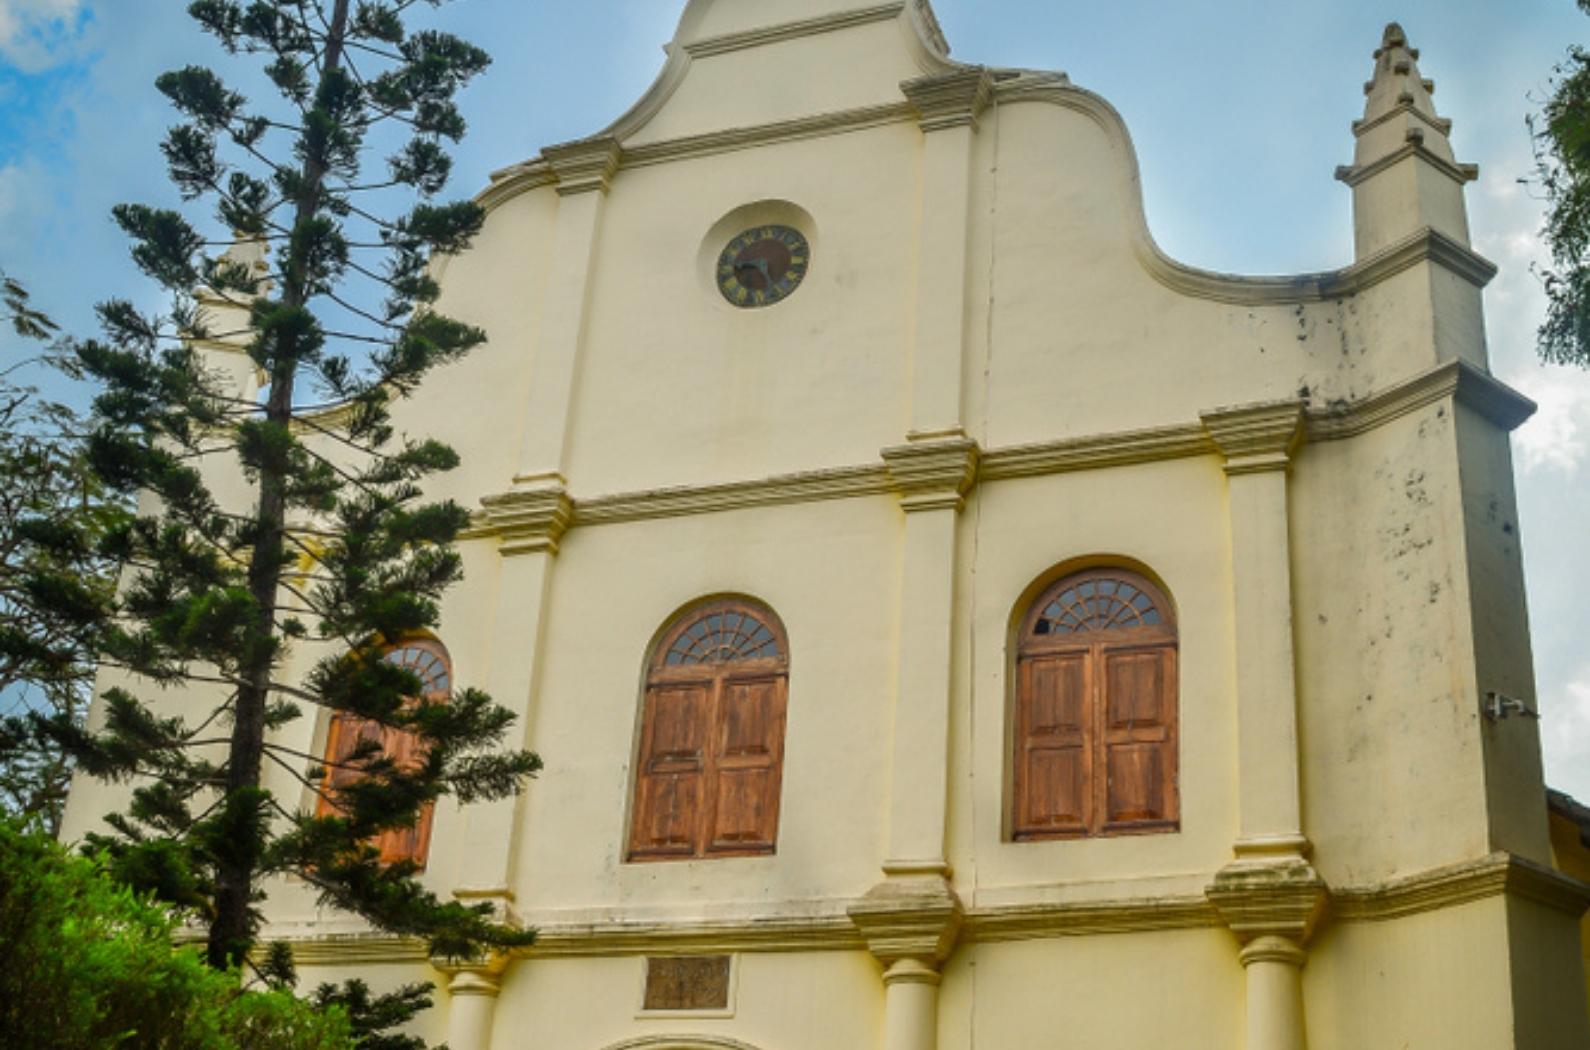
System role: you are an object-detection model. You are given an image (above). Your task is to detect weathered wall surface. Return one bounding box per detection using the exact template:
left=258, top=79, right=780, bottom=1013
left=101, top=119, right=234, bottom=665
left=59, top=1, right=1590, bottom=1048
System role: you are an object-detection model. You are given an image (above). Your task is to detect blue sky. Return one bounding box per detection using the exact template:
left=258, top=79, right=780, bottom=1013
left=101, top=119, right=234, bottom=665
left=2, top=0, right=1589, bottom=797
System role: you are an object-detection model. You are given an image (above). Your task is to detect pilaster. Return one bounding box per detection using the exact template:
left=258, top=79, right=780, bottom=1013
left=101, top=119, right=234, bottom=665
left=849, top=874, right=964, bottom=1050
left=899, top=68, right=991, bottom=435
left=512, top=136, right=622, bottom=482
left=1206, top=863, right=1329, bottom=1050
left=1201, top=402, right=1309, bottom=863
left=879, top=435, right=978, bottom=867
left=439, top=954, right=510, bottom=1050
left=466, top=482, right=572, bottom=892
left=1202, top=401, right=1325, bottom=1050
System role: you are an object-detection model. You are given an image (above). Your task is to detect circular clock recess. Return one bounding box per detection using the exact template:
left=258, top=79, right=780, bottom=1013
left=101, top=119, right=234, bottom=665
left=716, top=225, right=810, bottom=308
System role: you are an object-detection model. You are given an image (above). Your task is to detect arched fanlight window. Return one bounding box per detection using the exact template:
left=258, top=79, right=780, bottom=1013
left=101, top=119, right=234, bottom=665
left=628, top=600, right=789, bottom=862
left=318, top=638, right=450, bottom=867
left=1013, top=568, right=1179, bottom=841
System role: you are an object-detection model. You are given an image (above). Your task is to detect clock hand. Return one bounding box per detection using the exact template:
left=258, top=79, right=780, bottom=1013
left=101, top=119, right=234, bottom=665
left=736, top=257, right=773, bottom=292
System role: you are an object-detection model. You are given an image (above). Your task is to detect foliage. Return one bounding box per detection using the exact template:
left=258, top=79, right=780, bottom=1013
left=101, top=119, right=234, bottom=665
left=0, top=373, right=124, bottom=835
left=1532, top=0, right=1590, bottom=366
left=0, top=819, right=355, bottom=1050
left=21, top=0, right=541, bottom=993
left=2, top=269, right=60, bottom=341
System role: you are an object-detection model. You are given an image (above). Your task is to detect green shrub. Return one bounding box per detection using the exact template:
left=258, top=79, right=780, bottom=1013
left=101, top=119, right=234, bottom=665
left=0, top=821, right=353, bottom=1049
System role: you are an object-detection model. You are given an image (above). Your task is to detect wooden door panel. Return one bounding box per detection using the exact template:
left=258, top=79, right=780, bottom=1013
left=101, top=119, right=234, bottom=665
left=633, top=770, right=704, bottom=855
left=718, top=677, right=785, bottom=761
left=1104, top=742, right=1166, bottom=824
left=1014, top=653, right=1092, bottom=837
left=708, top=677, right=784, bottom=852
left=646, top=684, right=711, bottom=768
left=707, top=767, right=779, bottom=851
left=1103, top=649, right=1169, bottom=729
left=1025, top=654, right=1088, bottom=736
left=1021, top=746, right=1088, bottom=832
left=631, top=682, right=712, bottom=857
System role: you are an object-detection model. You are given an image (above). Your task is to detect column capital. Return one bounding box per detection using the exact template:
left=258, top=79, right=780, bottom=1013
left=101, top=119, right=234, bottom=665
left=1207, top=858, right=1330, bottom=946
left=479, top=483, right=574, bottom=556
left=849, top=874, right=964, bottom=968
left=882, top=434, right=980, bottom=513
left=902, top=67, right=994, bottom=132
left=437, top=952, right=511, bottom=998
left=543, top=135, right=623, bottom=196
left=1201, top=401, right=1307, bottom=475
left=1238, top=934, right=1309, bottom=970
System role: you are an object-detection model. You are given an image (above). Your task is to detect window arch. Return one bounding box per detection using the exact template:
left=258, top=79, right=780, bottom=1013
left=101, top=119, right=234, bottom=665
left=628, top=599, right=789, bottom=862
left=317, top=638, right=449, bottom=867
left=1012, top=568, right=1179, bottom=841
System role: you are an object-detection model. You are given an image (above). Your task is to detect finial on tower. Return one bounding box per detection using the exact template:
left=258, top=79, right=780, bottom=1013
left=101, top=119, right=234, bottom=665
left=1335, top=22, right=1479, bottom=260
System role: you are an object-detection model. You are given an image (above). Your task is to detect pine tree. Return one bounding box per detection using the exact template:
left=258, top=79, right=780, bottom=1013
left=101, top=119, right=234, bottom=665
left=1534, top=0, right=1590, bottom=366
left=24, top=0, right=542, bottom=979
left=0, top=275, right=120, bottom=836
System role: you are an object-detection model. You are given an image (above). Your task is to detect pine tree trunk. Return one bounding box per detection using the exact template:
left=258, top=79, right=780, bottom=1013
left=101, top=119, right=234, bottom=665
left=207, top=0, right=353, bottom=972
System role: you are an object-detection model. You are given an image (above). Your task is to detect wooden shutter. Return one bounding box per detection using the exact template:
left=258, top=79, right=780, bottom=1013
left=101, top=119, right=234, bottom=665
left=705, top=675, right=786, bottom=854
left=373, top=725, right=435, bottom=866
left=1013, top=569, right=1179, bottom=841
left=319, top=714, right=381, bottom=811
left=1013, top=652, right=1091, bottom=839
left=1098, top=645, right=1177, bottom=831
left=630, top=682, right=712, bottom=858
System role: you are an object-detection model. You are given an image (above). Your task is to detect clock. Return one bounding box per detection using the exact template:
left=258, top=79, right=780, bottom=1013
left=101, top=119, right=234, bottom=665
left=716, top=225, right=810, bottom=308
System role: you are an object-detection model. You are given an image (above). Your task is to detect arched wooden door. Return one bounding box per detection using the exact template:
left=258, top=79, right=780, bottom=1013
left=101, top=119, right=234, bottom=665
left=628, top=600, right=789, bottom=862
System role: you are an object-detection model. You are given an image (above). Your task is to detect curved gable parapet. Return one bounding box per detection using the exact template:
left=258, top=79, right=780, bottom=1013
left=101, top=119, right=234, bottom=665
left=993, top=75, right=1496, bottom=305
left=614, top=0, right=959, bottom=147
left=474, top=5, right=1495, bottom=303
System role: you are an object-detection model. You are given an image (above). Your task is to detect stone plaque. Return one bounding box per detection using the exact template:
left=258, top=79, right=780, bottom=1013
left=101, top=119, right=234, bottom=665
left=643, top=955, right=732, bottom=1012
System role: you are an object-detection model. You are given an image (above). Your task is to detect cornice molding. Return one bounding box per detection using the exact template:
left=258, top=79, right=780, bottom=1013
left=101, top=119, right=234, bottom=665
left=1450, top=359, right=1539, bottom=431
left=909, top=0, right=951, bottom=57
left=280, top=934, right=430, bottom=967
left=979, top=424, right=1212, bottom=480
left=901, top=67, right=994, bottom=132
left=523, top=913, right=864, bottom=958
left=848, top=876, right=964, bottom=964
left=1308, top=359, right=1535, bottom=441
left=882, top=435, right=981, bottom=512
left=268, top=852, right=1588, bottom=966
left=683, top=2, right=908, bottom=58
left=1332, top=852, right=1590, bottom=923
left=1201, top=401, right=1307, bottom=476
left=962, top=895, right=1220, bottom=942
left=1206, top=859, right=1330, bottom=944
left=543, top=136, right=623, bottom=196
left=478, top=485, right=573, bottom=556
left=621, top=102, right=918, bottom=170
left=1331, top=225, right=1497, bottom=293
left=460, top=365, right=1533, bottom=543
left=573, top=464, right=893, bottom=527
left=1352, top=99, right=1453, bottom=139
left=476, top=163, right=555, bottom=213
left=1335, top=140, right=1480, bottom=188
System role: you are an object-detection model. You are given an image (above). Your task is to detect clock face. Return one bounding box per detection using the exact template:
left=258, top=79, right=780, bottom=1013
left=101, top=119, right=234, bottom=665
left=716, top=225, right=810, bottom=308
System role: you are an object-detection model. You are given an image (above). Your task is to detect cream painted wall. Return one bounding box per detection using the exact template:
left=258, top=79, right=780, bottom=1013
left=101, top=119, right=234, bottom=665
left=939, top=932, right=1245, bottom=1050
left=60, top=1, right=1590, bottom=1046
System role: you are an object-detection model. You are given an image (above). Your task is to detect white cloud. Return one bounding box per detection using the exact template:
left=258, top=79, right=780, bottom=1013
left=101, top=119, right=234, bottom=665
left=1542, top=664, right=1590, bottom=802
left=1511, top=367, right=1590, bottom=474
left=0, top=0, right=88, bottom=72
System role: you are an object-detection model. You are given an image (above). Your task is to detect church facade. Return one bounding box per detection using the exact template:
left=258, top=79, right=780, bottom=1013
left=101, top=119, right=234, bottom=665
left=60, top=2, right=1590, bottom=1048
